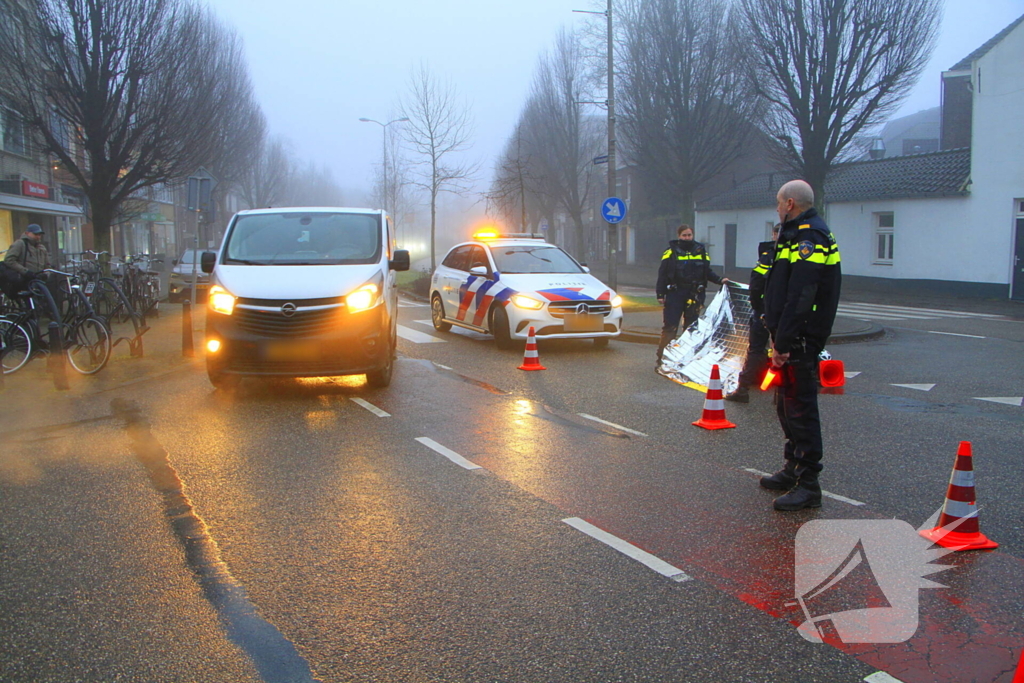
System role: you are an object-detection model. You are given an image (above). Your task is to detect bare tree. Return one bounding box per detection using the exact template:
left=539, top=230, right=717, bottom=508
left=521, top=28, right=604, bottom=256
left=740, top=0, right=941, bottom=207
left=0, top=0, right=263, bottom=252
left=284, top=162, right=346, bottom=207
left=487, top=124, right=532, bottom=232
left=239, top=134, right=294, bottom=209
left=618, top=0, right=762, bottom=225
left=400, top=63, right=475, bottom=270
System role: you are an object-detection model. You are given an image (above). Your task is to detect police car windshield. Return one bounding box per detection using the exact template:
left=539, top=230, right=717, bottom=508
left=223, top=212, right=381, bottom=265
left=489, top=245, right=583, bottom=274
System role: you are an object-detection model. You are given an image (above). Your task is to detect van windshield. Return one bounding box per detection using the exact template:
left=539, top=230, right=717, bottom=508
left=223, top=212, right=381, bottom=265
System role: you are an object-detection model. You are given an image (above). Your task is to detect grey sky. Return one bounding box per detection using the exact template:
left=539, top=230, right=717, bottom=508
left=206, top=0, right=1024, bottom=199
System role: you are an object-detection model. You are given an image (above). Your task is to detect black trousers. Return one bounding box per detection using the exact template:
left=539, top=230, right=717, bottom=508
left=657, top=289, right=699, bottom=358
left=737, top=313, right=771, bottom=389
left=775, top=341, right=823, bottom=475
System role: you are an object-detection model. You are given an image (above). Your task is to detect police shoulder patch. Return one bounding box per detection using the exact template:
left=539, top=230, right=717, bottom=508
left=797, top=240, right=815, bottom=259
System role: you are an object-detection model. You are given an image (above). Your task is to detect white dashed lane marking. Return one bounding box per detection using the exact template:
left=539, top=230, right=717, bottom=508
left=577, top=414, right=648, bottom=437
left=351, top=398, right=390, bottom=417
left=397, top=325, right=446, bottom=343
left=415, top=437, right=482, bottom=470
left=928, top=330, right=986, bottom=339
left=743, top=469, right=866, bottom=507
left=844, top=371, right=861, bottom=379
left=562, top=518, right=691, bottom=582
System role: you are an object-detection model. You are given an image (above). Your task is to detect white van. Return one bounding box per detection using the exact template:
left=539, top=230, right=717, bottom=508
left=200, top=207, right=409, bottom=388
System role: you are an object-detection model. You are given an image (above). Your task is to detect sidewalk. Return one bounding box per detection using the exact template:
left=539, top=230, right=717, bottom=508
left=1, top=304, right=204, bottom=398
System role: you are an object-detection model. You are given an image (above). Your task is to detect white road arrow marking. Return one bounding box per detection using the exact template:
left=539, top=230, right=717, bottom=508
left=973, top=397, right=1024, bottom=407
left=891, top=383, right=936, bottom=391
left=844, top=371, right=861, bottom=379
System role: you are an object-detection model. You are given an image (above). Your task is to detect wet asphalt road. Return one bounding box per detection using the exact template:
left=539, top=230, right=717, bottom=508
left=1, top=297, right=1021, bottom=683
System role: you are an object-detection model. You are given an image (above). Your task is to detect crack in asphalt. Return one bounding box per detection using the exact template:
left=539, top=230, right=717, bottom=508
left=110, top=398, right=320, bottom=683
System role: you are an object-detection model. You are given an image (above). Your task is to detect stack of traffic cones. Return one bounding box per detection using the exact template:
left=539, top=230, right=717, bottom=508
left=919, top=441, right=999, bottom=550
left=517, top=326, right=547, bottom=371
left=693, top=364, right=736, bottom=430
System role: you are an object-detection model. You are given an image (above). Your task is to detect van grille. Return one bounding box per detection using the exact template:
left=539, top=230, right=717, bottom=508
left=233, top=304, right=344, bottom=337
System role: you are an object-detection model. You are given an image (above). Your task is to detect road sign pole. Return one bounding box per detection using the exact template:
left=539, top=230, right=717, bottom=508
left=606, top=0, right=617, bottom=291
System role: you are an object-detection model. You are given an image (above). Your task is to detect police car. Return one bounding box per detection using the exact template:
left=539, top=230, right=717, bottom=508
left=429, top=232, right=623, bottom=348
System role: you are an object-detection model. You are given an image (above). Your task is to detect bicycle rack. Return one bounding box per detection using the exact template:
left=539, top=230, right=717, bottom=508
left=98, top=278, right=150, bottom=358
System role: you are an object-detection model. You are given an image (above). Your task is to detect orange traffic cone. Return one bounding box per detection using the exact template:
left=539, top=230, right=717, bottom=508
left=819, top=359, right=846, bottom=395
left=693, top=364, right=736, bottom=430
left=517, top=326, right=547, bottom=371
left=919, top=441, right=999, bottom=550
left=1013, top=648, right=1024, bottom=683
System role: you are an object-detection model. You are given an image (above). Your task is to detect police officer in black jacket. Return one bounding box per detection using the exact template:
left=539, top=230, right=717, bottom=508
left=725, top=224, right=780, bottom=403
left=760, top=180, right=841, bottom=511
left=655, top=225, right=728, bottom=362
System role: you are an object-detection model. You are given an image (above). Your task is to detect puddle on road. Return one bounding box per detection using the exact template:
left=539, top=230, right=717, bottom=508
left=847, top=391, right=1024, bottom=424
left=110, top=398, right=320, bottom=683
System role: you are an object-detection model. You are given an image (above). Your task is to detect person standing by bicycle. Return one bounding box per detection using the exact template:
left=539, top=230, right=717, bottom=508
left=5, top=224, right=50, bottom=287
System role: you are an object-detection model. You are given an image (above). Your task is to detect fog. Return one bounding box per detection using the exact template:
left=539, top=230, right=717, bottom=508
left=205, top=0, right=1024, bottom=245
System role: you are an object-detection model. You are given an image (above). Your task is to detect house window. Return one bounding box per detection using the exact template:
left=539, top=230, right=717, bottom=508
left=766, top=221, right=776, bottom=240
left=874, top=212, right=894, bottom=264
left=2, top=107, right=29, bottom=156
left=705, top=226, right=715, bottom=262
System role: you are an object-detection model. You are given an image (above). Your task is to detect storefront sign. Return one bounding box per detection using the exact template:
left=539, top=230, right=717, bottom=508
left=22, top=180, right=49, bottom=199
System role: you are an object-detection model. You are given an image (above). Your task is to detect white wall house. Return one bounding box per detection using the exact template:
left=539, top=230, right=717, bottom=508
left=695, top=14, right=1024, bottom=300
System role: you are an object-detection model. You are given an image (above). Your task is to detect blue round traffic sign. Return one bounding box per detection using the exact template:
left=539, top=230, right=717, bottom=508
left=601, top=197, right=627, bottom=224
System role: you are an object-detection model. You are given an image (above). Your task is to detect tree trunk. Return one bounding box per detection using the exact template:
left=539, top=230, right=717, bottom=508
left=90, top=197, right=114, bottom=255
left=430, top=189, right=437, bottom=272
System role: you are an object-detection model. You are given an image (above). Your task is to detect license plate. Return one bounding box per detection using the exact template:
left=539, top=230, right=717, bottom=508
left=563, top=313, right=603, bottom=333
left=85, top=282, right=95, bottom=295
left=263, top=340, right=322, bottom=361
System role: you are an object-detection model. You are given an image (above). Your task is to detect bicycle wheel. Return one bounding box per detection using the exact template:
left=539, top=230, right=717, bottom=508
left=0, top=318, right=32, bottom=374
left=66, top=316, right=112, bottom=375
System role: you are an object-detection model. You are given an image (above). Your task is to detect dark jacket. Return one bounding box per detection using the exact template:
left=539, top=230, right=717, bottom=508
left=763, top=208, right=841, bottom=354
left=656, top=239, right=722, bottom=299
left=748, top=239, right=775, bottom=314
left=5, top=237, right=49, bottom=274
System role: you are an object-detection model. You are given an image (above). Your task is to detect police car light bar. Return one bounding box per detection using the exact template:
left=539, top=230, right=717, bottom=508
left=473, top=231, right=545, bottom=241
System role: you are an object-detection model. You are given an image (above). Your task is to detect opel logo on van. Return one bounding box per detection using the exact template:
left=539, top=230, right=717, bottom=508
left=280, top=302, right=297, bottom=317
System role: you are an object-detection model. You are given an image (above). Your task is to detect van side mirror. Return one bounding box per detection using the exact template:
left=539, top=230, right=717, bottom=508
left=469, top=266, right=487, bottom=276
left=390, top=249, right=410, bottom=272
left=200, top=251, right=217, bottom=273
left=581, top=265, right=591, bottom=273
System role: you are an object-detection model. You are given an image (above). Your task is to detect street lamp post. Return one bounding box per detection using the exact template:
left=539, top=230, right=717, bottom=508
left=359, top=117, right=409, bottom=219
left=574, top=0, right=617, bottom=289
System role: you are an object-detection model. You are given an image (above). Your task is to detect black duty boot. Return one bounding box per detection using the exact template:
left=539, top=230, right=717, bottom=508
left=759, top=464, right=798, bottom=491
left=724, top=386, right=750, bottom=403
left=773, top=475, right=822, bottom=511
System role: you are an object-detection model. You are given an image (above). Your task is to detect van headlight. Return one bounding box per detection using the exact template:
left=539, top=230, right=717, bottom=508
left=208, top=285, right=236, bottom=315
left=345, top=284, right=379, bottom=313
left=611, top=295, right=623, bottom=308
left=511, top=294, right=544, bottom=310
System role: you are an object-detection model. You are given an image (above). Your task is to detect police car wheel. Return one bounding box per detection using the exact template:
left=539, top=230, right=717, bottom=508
left=431, top=294, right=452, bottom=332
left=490, top=304, right=514, bottom=350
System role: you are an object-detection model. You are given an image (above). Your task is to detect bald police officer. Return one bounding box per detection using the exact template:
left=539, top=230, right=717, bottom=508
left=760, top=180, right=841, bottom=511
